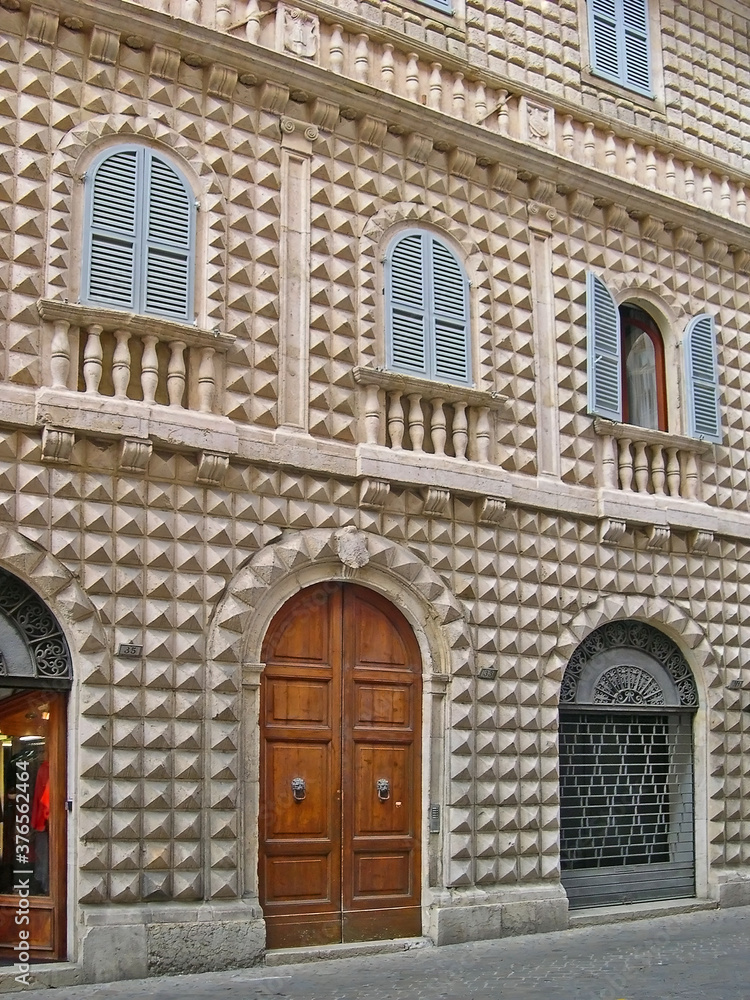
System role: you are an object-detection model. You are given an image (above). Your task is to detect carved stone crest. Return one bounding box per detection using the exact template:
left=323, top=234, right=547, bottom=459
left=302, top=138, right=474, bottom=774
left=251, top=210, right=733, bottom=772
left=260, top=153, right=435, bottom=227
left=519, top=96, right=555, bottom=148
left=334, top=527, right=370, bottom=576
left=277, top=3, right=319, bottom=61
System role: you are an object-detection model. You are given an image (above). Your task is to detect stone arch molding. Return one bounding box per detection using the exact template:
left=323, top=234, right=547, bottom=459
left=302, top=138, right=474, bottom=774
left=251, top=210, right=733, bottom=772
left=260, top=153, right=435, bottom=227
left=48, top=114, right=227, bottom=330
left=358, top=202, right=495, bottom=388
left=609, top=270, right=687, bottom=329
left=542, top=591, right=719, bottom=712
left=207, top=527, right=472, bottom=678
left=0, top=525, right=110, bottom=688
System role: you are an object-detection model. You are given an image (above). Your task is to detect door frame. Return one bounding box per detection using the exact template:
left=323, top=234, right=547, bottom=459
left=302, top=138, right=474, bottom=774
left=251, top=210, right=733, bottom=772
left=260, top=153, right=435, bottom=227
left=236, top=561, right=457, bottom=942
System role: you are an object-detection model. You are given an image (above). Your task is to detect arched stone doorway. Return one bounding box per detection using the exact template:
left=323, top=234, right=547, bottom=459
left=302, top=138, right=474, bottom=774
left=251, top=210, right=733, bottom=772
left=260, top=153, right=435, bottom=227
left=0, top=569, right=72, bottom=962
left=559, top=620, right=698, bottom=909
left=258, top=582, right=422, bottom=949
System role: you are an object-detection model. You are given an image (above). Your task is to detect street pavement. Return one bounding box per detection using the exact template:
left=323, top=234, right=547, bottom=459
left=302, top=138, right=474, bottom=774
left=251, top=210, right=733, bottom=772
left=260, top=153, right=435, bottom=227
left=17, top=906, right=750, bottom=999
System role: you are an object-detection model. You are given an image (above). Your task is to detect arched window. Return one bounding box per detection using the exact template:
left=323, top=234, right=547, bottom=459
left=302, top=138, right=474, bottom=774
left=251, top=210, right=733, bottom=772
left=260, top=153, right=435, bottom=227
left=82, top=146, right=196, bottom=323
left=621, top=305, right=667, bottom=431
left=385, top=230, right=471, bottom=385
left=586, top=273, right=721, bottom=442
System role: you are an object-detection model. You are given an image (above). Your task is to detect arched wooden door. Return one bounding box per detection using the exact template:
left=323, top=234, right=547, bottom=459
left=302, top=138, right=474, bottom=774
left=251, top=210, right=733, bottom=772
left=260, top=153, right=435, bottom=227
left=259, top=583, right=422, bottom=949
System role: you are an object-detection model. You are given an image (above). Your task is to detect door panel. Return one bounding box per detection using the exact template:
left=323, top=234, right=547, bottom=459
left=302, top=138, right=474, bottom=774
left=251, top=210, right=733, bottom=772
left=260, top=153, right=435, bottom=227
left=260, top=583, right=421, bottom=948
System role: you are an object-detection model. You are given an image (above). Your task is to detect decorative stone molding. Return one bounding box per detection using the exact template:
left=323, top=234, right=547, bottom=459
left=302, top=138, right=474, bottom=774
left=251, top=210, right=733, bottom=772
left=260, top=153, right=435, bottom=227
left=599, top=517, right=627, bottom=545
left=207, top=64, right=239, bottom=99
left=422, top=488, right=451, bottom=517
left=150, top=44, right=182, bottom=81
left=197, top=451, right=230, bottom=487
left=277, top=3, right=319, bottom=61
left=260, top=81, right=289, bottom=113
left=566, top=190, right=595, bottom=218
left=358, top=116, right=388, bottom=147
left=279, top=116, right=319, bottom=150
left=89, top=26, right=120, bottom=64
left=703, top=237, right=729, bottom=266
left=646, top=524, right=671, bottom=550
left=673, top=226, right=698, bottom=252
left=119, top=438, right=153, bottom=475
left=527, top=176, right=557, bottom=205
left=334, top=527, right=370, bottom=576
left=27, top=4, right=58, bottom=45
left=448, top=148, right=476, bottom=178
left=519, top=97, right=555, bottom=149
left=405, top=133, right=433, bottom=164
left=478, top=497, right=507, bottom=525
left=527, top=201, right=557, bottom=233
left=41, top=426, right=75, bottom=465
left=689, top=529, right=715, bottom=553
left=602, top=202, right=631, bottom=231
left=358, top=478, right=390, bottom=510
left=310, top=98, right=339, bottom=131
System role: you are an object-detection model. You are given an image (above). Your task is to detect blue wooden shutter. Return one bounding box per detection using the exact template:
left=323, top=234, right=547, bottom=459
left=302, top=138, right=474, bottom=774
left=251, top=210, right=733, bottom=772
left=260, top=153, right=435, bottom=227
left=685, top=314, right=721, bottom=443
left=387, top=233, right=427, bottom=376
left=85, top=148, right=139, bottom=310
left=143, top=153, right=194, bottom=322
left=419, top=0, right=452, bottom=11
left=622, top=0, right=651, bottom=93
left=589, top=0, right=621, bottom=82
left=589, top=0, right=651, bottom=95
left=431, top=237, right=470, bottom=384
left=587, top=272, right=622, bottom=421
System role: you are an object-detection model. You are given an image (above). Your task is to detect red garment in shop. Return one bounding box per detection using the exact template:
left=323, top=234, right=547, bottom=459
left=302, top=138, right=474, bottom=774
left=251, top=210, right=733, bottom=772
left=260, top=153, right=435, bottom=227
left=31, top=760, right=50, bottom=831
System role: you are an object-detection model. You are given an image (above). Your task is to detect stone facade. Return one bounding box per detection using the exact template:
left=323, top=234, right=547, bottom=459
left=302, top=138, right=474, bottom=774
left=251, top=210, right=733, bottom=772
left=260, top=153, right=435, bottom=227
left=0, top=0, right=748, bottom=986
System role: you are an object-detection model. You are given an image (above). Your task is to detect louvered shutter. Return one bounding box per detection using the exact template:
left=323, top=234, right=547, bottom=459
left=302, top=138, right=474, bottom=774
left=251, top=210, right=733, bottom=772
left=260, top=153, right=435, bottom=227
left=587, top=272, right=622, bottom=421
left=589, top=0, right=651, bottom=96
left=420, top=0, right=452, bottom=11
left=85, top=149, right=139, bottom=310
left=622, top=0, right=651, bottom=94
left=685, top=314, right=721, bottom=443
left=589, top=0, right=621, bottom=82
left=144, top=154, right=194, bottom=322
left=388, top=233, right=427, bottom=376
left=431, top=237, right=470, bottom=384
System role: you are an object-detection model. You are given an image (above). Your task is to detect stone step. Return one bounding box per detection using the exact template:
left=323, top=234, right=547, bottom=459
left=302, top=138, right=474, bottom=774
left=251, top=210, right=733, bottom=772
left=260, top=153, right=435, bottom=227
left=265, top=937, right=432, bottom=967
left=569, top=897, right=718, bottom=929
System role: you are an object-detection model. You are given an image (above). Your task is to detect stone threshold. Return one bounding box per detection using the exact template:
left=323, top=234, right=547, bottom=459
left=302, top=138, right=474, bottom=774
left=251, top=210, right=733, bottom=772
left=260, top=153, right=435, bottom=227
left=0, top=962, right=81, bottom=993
left=568, top=897, right=718, bottom=929
left=265, top=936, right=432, bottom=967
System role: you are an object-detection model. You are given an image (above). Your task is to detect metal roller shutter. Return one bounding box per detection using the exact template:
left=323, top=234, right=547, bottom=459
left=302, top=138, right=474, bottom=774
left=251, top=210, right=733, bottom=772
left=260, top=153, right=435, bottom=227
left=560, top=711, right=695, bottom=908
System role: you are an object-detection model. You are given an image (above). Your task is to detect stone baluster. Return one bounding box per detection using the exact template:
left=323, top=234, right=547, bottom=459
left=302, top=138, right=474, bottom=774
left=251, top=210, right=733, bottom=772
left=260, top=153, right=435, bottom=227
left=721, top=175, right=731, bottom=214
left=600, top=433, right=618, bottom=489
left=354, top=34, right=369, bottom=83
left=645, top=146, right=657, bottom=188
left=666, top=447, right=681, bottom=498
left=684, top=451, right=699, bottom=500
left=329, top=24, right=344, bottom=74
left=197, top=347, right=216, bottom=414
left=651, top=445, right=666, bottom=495
left=246, top=0, right=261, bottom=43
left=738, top=186, right=747, bottom=223
left=497, top=91, right=509, bottom=134
left=452, top=402, right=468, bottom=459
left=702, top=169, right=713, bottom=209
left=387, top=391, right=404, bottom=449
left=185, top=0, right=200, bottom=21
left=406, top=53, right=419, bottom=102
left=363, top=384, right=381, bottom=445
left=475, top=407, right=491, bottom=464
left=141, top=335, right=159, bottom=405
left=685, top=162, right=695, bottom=201
left=584, top=123, right=595, bottom=166
left=407, top=393, right=425, bottom=452
left=112, top=330, right=131, bottom=400
left=83, top=325, right=103, bottom=394
left=625, top=139, right=636, bottom=180
left=604, top=131, right=616, bottom=173
left=381, top=43, right=394, bottom=92
left=452, top=72, right=465, bottom=119
left=666, top=156, right=676, bottom=195
left=429, top=63, right=443, bottom=111
left=167, top=340, right=186, bottom=407
left=474, top=82, right=487, bottom=123
left=562, top=115, right=574, bottom=157
left=633, top=441, right=649, bottom=492
left=617, top=438, right=633, bottom=491
left=50, top=319, right=71, bottom=389
left=430, top=398, right=446, bottom=455
left=216, top=1, right=231, bottom=29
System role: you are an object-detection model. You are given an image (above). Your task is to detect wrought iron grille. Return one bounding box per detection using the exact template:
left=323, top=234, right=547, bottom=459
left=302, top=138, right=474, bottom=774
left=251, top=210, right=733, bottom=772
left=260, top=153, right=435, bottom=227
left=0, top=569, right=72, bottom=683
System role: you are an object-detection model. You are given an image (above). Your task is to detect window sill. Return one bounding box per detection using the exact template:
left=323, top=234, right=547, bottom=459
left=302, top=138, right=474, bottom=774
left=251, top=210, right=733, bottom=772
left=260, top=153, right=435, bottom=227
left=581, top=68, right=665, bottom=117
left=353, top=366, right=508, bottom=412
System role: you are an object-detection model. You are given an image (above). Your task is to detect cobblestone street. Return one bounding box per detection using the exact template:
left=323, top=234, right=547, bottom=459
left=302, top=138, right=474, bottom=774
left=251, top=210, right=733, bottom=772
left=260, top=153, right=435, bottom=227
left=16, top=907, right=750, bottom=1000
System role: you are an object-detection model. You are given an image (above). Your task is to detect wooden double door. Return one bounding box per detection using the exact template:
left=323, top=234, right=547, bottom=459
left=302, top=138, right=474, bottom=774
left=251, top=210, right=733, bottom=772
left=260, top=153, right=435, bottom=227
left=259, top=583, right=422, bottom=949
